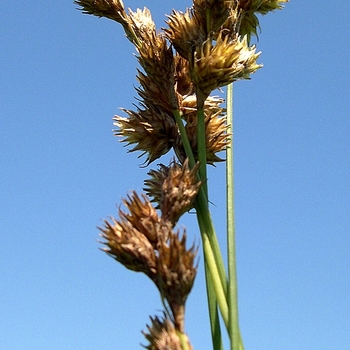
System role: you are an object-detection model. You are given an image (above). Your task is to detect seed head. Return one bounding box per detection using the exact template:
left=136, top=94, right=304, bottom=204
left=144, top=159, right=202, bottom=225
left=99, top=217, right=157, bottom=276
left=236, top=0, right=289, bottom=40
left=192, top=0, right=231, bottom=33
left=257, top=0, right=289, bottom=14
left=127, top=7, right=156, bottom=41
left=143, top=314, right=193, bottom=350
left=136, top=33, right=178, bottom=111
left=191, top=33, right=262, bottom=96
left=114, top=105, right=177, bottom=165
left=165, top=9, right=206, bottom=60
left=100, top=192, right=198, bottom=330
left=121, top=192, right=164, bottom=245
left=155, top=230, right=198, bottom=331
left=74, top=0, right=127, bottom=23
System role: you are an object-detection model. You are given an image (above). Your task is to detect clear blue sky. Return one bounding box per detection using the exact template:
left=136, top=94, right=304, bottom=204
left=1, top=1, right=349, bottom=349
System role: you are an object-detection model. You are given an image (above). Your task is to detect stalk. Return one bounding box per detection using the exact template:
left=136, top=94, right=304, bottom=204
left=173, top=108, right=229, bottom=348
left=226, top=84, right=243, bottom=350
left=204, top=262, right=224, bottom=350
left=173, top=109, right=227, bottom=297
left=196, top=89, right=209, bottom=199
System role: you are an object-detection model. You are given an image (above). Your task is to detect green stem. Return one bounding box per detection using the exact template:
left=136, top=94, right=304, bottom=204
left=204, top=261, right=224, bottom=350
left=173, top=110, right=227, bottom=294
left=226, top=83, right=243, bottom=350
left=173, top=109, right=227, bottom=293
left=195, top=189, right=227, bottom=298
left=173, top=109, right=196, bottom=167
left=177, top=331, right=190, bottom=350
left=196, top=90, right=208, bottom=199
left=173, top=110, right=227, bottom=295
left=200, top=222, right=229, bottom=326
left=173, top=109, right=228, bottom=347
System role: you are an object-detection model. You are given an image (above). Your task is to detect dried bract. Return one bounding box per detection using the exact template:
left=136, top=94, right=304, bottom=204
left=174, top=54, right=195, bottom=97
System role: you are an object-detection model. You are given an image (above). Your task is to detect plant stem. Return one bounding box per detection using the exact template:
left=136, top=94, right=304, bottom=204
left=173, top=108, right=229, bottom=347
left=204, top=261, right=224, bottom=350
left=173, top=110, right=196, bottom=167
left=173, top=109, right=227, bottom=293
left=226, top=83, right=243, bottom=350
left=196, top=89, right=208, bottom=199
left=177, top=331, right=190, bottom=350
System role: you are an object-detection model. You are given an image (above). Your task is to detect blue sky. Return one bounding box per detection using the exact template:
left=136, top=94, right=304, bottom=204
left=1, top=1, right=349, bottom=349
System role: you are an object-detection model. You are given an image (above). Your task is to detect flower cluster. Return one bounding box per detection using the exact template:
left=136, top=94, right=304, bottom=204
left=99, top=159, right=201, bottom=344
left=75, top=0, right=288, bottom=347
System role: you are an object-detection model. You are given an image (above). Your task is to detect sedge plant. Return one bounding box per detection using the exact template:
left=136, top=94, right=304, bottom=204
left=75, top=0, right=288, bottom=349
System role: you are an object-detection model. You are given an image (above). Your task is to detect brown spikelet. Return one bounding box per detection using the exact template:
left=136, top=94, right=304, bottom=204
left=165, top=9, right=206, bottom=60
left=142, top=314, right=193, bottom=350
left=114, top=105, right=177, bottom=165
left=74, top=0, right=127, bottom=22
left=174, top=54, right=195, bottom=97
left=144, top=159, right=202, bottom=225
left=136, top=33, right=178, bottom=111
left=99, top=217, right=157, bottom=276
left=191, top=33, right=262, bottom=96
left=99, top=192, right=198, bottom=324
left=155, top=230, right=198, bottom=332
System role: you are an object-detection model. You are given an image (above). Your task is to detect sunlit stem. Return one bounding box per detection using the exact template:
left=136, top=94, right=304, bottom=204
left=173, top=108, right=228, bottom=349
left=204, top=262, right=224, bottom=350
left=196, top=89, right=208, bottom=199
left=177, top=331, right=190, bottom=350
left=226, top=83, right=244, bottom=350
left=173, top=109, right=227, bottom=293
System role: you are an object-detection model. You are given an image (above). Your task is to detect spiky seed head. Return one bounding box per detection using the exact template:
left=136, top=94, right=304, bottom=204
left=74, top=0, right=127, bottom=23
left=127, top=7, right=156, bottom=40
left=136, top=70, right=176, bottom=115
left=191, top=33, right=262, bottom=96
left=155, top=230, right=198, bottom=331
left=136, top=33, right=178, bottom=111
left=144, top=164, right=170, bottom=209
left=144, top=159, right=201, bottom=225
left=121, top=192, right=164, bottom=245
left=160, top=159, right=201, bottom=225
left=257, top=0, right=289, bottom=14
left=114, top=106, right=177, bottom=165
left=99, top=217, right=157, bottom=276
left=165, top=9, right=206, bottom=60
left=192, top=0, right=231, bottom=33
left=234, top=0, right=289, bottom=40
left=142, top=314, right=193, bottom=349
